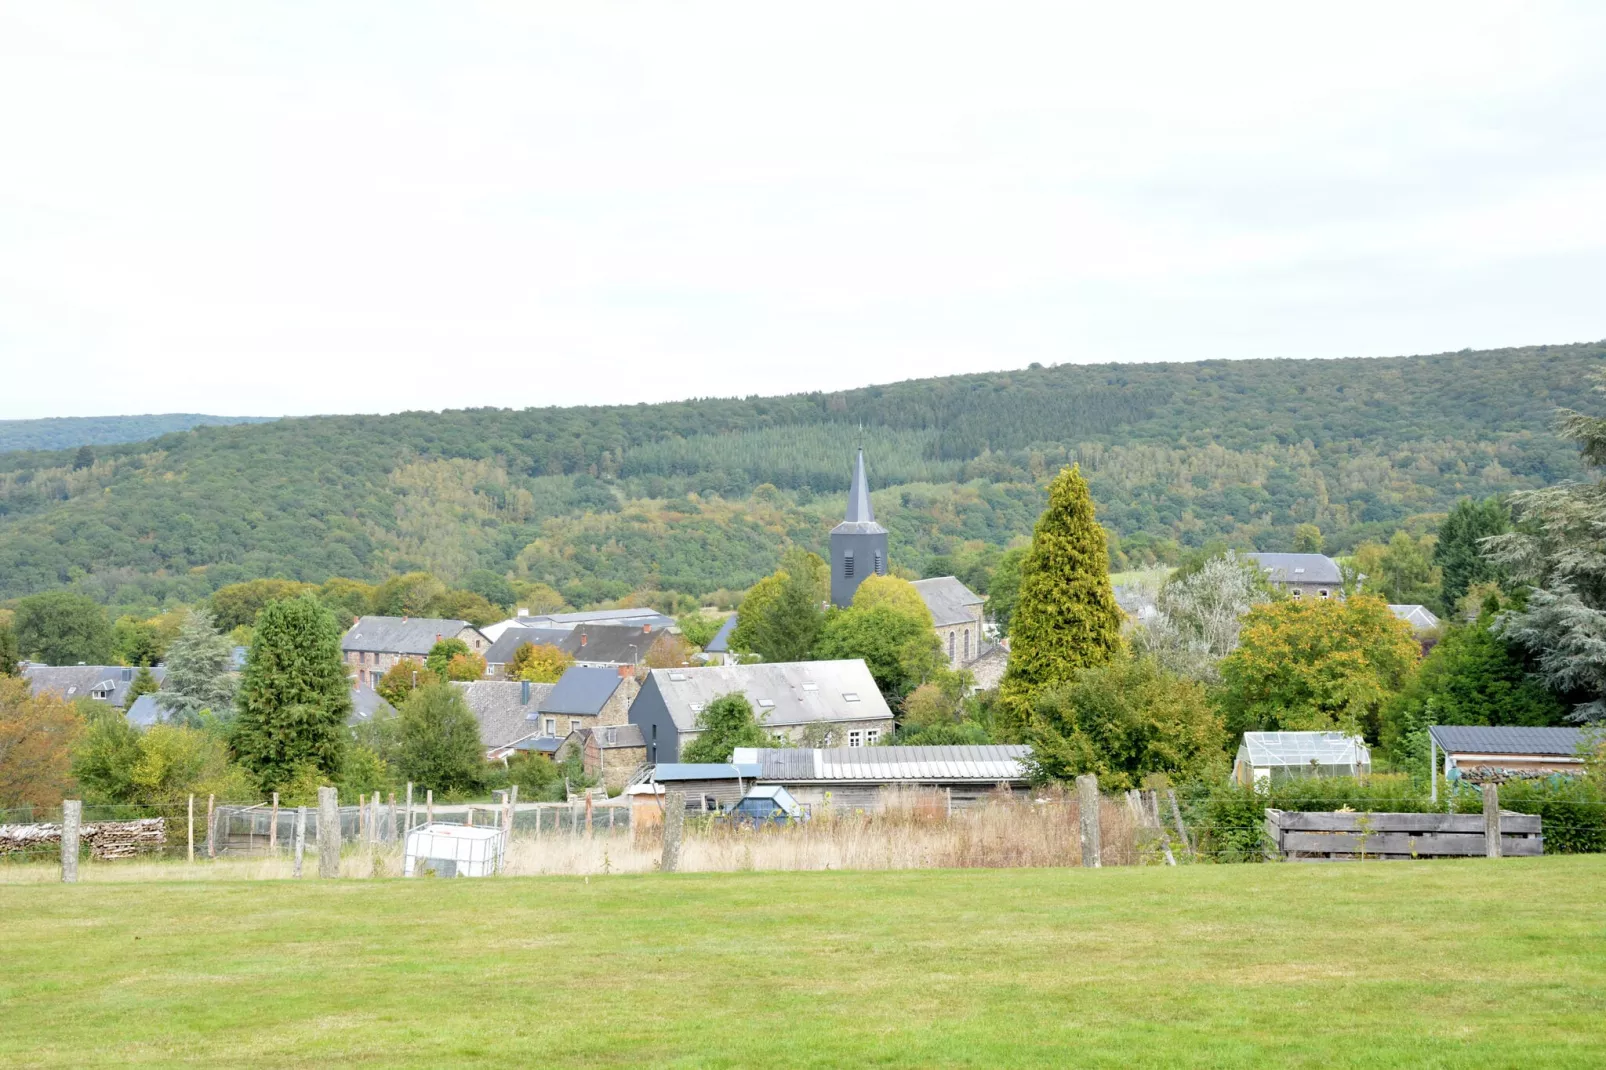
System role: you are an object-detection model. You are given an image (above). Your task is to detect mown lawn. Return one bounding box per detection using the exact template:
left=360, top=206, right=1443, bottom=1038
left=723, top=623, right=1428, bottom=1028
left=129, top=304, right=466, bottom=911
left=1, top=857, right=1604, bottom=1068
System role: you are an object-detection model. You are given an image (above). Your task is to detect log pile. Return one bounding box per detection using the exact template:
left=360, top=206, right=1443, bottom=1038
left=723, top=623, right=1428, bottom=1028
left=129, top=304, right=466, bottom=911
left=0, top=818, right=166, bottom=860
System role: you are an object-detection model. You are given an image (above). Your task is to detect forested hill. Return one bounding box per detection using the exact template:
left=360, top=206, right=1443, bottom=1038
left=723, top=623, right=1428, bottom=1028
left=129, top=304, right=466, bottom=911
left=0, top=414, right=277, bottom=454
left=0, top=341, right=1600, bottom=613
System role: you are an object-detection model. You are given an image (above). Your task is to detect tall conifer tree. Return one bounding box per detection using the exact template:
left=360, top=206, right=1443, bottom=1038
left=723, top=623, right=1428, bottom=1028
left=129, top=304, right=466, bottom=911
left=233, top=593, right=352, bottom=789
left=998, top=465, right=1123, bottom=737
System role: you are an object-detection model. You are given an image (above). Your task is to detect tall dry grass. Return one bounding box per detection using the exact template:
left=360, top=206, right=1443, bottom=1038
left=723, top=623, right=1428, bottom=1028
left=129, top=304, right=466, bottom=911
left=0, top=791, right=1149, bottom=882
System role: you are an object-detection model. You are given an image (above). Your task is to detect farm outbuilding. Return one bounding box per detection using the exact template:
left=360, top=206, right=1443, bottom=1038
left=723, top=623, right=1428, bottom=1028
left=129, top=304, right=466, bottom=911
left=1428, top=726, right=1588, bottom=787
left=403, top=823, right=505, bottom=878
left=731, top=745, right=1031, bottom=811
left=1234, top=732, right=1370, bottom=786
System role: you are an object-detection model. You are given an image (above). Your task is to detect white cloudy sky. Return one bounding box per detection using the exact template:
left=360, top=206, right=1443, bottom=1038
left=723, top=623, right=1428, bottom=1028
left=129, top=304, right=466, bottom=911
left=2, top=2, right=1605, bottom=419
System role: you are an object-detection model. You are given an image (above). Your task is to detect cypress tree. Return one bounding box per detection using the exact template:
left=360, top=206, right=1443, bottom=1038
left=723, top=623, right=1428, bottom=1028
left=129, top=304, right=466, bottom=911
left=233, top=593, right=352, bottom=790
left=997, top=465, right=1123, bottom=737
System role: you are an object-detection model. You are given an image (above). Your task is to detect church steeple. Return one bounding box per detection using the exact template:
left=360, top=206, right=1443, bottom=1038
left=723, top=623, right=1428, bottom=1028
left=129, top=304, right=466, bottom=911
left=830, top=447, right=889, bottom=607
left=845, top=447, right=875, bottom=524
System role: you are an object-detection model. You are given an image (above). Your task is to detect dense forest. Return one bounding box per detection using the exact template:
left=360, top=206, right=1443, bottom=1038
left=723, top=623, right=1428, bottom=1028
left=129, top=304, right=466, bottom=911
left=0, top=341, right=1599, bottom=616
left=0, top=414, right=277, bottom=453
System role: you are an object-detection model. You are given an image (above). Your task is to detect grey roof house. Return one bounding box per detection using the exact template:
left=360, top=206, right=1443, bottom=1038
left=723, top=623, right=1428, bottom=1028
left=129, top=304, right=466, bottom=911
left=455, top=679, right=556, bottom=758
left=1245, top=552, right=1343, bottom=600
left=342, top=616, right=486, bottom=657
left=629, top=660, right=895, bottom=764
left=483, top=626, right=572, bottom=674
left=913, top=576, right=989, bottom=669
left=1389, top=604, right=1442, bottom=634
left=24, top=664, right=167, bottom=708
left=485, top=623, right=671, bottom=673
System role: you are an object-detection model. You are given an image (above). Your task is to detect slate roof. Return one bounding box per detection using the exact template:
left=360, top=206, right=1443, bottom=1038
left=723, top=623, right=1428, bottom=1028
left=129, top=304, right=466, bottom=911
left=912, top=576, right=985, bottom=627
left=348, top=684, right=396, bottom=726
left=510, top=735, right=565, bottom=754
left=704, top=615, right=738, bottom=654
left=125, top=693, right=164, bottom=727
left=341, top=616, right=479, bottom=655
left=732, top=745, right=1031, bottom=783
left=831, top=448, right=887, bottom=536
left=455, top=679, right=555, bottom=748
left=1245, top=553, right=1343, bottom=586
left=24, top=664, right=167, bottom=708
left=647, top=660, right=893, bottom=731
left=1428, top=726, right=1587, bottom=757
left=483, top=627, right=572, bottom=668
left=1389, top=604, right=1442, bottom=632
left=566, top=624, right=659, bottom=665
left=587, top=723, right=645, bottom=749
left=517, top=607, right=676, bottom=631
left=539, top=666, right=627, bottom=716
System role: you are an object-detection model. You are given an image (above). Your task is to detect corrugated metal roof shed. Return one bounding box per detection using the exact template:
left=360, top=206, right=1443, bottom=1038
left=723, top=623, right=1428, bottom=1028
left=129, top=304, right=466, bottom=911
left=653, top=762, right=762, bottom=781
left=731, top=745, right=1031, bottom=783
left=1428, top=725, right=1586, bottom=756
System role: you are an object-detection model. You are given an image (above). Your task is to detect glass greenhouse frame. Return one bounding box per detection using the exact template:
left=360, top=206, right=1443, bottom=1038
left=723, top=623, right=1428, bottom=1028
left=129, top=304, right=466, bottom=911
left=1234, top=732, right=1371, bottom=786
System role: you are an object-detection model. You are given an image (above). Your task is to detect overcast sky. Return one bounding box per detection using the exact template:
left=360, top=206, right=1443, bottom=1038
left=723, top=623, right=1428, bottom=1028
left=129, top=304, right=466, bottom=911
left=3, top=3, right=1605, bottom=419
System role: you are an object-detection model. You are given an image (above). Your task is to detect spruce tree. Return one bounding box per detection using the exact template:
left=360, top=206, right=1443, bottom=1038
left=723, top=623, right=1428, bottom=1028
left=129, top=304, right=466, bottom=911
left=233, top=593, right=352, bottom=790
left=997, top=465, right=1123, bottom=737
left=157, top=608, right=239, bottom=726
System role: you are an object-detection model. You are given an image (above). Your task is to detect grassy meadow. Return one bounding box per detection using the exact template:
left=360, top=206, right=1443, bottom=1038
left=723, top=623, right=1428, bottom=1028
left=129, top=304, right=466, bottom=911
left=1, top=857, right=1603, bottom=1068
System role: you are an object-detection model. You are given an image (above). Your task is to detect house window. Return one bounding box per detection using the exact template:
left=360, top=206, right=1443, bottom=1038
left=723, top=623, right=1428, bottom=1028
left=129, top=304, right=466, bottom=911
left=570, top=719, right=580, bottom=733
left=964, top=630, right=970, bottom=659
left=948, top=632, right=955, bottom=660
left=545, top=717, right=556, bottom=735
left=844, top=552, right=854, bottom=578
left=1319, top=589, right=1331, bottom=599
left=1290, top=589, right=1302, bottom=599
left=866, top=728, right=879, bottom=745
left=849, top=730, right=863, bottom=747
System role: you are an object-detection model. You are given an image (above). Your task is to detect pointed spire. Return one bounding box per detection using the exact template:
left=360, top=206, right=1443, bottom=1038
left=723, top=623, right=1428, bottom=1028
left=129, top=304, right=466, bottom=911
left=846, top=447, right=874, bottom=524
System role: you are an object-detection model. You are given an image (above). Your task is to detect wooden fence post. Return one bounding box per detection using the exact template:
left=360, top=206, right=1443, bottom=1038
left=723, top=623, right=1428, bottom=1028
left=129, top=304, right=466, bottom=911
left=292, top=806, right=307, bottom=877
left=187, top=793, right=195, bottom=863
left=404, top=782, right=414, bottom=835
left=358, top=794, right=366, bottom=842
left=426, top=788, right=434, bottom=827
left=317, top=786, right=340, bottom=878
left=60, top=800, right=81, bottom=883
left=388, top=793, right=398, bottom=844
left=206, top=794, right=216, bottom=860
left=1484, top=782, right=1502, bottom=859
left=1076, top=774, right=1101, bottom=868
left=270, top=792, right=279, bottom=853
left=661, top=791, right=686, bottom=873
left=1166, top=789, right=1194, bottom=859
left=585, top=793, right=593, bottom=839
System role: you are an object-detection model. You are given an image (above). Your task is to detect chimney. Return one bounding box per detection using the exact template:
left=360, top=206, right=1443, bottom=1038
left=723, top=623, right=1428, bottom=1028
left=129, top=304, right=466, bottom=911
left=618, top=663, right=633, bottom=679
left=642, top=623, right=651, bottom=634
left=580, top=632, right=587, bottom=648
left=521, top=679, right=531, bottom=705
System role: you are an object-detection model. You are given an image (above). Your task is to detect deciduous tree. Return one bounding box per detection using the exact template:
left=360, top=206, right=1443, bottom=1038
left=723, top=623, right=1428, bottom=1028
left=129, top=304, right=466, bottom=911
left=679, top=693, right=771, bottom=763
left=1216, top=595, right=1419, bottom=739
left=508, top=643, right=573, bottom=684
left=425, top=637, right=471, bottom=677
left=208, top=579, right=317, bottom=632
left=445, top=652, right=487, bottom=681
left=13, top=591, right=114, bottom=666
left=376, top=659, right=436, bottom=707
left=396, top=681, right=485, bottom=796
left=0, top=677, right=82, bottom=806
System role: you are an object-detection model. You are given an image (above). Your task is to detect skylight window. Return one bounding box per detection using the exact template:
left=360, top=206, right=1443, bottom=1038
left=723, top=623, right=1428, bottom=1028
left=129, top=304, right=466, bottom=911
left=689, top=702, right=704, bottom=712
left=801, top=683, right=820, bottom=692
left=758, top=699, right=776, bottom=708
left=668, top=672, right=688, bottom=681
left=842, top=692, right=860, bottom=702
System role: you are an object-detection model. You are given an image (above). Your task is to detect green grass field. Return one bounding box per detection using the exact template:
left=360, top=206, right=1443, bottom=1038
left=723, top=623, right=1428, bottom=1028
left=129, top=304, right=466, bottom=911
left=2, top=858, right=1604, bottom=1068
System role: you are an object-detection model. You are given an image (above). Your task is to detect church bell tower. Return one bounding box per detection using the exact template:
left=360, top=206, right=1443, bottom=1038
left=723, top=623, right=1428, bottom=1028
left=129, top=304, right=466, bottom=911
left=830, top=448, right=889, bottom=607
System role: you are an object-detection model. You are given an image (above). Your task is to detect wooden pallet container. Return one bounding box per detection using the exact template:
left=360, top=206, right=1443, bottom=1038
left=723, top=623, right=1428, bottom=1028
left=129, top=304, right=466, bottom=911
left=1265, top=808, right=1542, bottom=860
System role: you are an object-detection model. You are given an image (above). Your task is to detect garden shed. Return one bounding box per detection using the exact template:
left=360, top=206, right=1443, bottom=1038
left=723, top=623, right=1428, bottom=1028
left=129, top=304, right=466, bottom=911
left=1234, top=732, right=1370, bottom=786
left=403, top=823, right=504, bottom=878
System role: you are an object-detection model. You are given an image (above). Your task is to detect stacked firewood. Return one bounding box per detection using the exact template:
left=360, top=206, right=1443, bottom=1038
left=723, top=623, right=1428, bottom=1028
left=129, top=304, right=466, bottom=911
left=0, top=818, right=166, bottom=860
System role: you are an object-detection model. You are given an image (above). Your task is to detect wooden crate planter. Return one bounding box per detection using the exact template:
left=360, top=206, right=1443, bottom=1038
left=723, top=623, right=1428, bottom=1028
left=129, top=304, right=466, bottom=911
left=1265, top=809, right=1542, bottom=861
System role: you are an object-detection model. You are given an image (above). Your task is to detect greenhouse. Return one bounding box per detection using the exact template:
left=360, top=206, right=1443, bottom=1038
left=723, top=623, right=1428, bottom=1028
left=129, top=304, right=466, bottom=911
left=1234, top=732, right=1370, bottom=786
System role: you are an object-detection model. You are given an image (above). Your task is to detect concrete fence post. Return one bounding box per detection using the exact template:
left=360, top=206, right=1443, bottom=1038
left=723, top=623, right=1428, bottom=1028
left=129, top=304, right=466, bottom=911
left=60, top=800, right=82, bottom=883
left=292, top=806, right=307, bottom=878
left=661, top=791, right=686, bottom=873
left=1484, top=782, right=1502, bottom=859
left=206, top=794, right=216, bottom=860
left=388, top=793, right=398, bottom=844
left=186, top=793, right=195, bottom=863
left=317, top=786, right=341, bottom=878
left=1076, top=774, right=1101, bottom=868
left=404, top=782, right=414, bottom=835
left=270, top=792, right=279, bottom=853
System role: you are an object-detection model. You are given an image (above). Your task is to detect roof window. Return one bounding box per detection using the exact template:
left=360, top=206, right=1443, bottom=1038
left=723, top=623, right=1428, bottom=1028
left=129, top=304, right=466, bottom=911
left=689, top=702, right=704, bottom=712
left=758, top=699, right=776, bottom=708
left=668, top=672, right=688, bottom=681
left=842, top=692, right=860, bottom=702
left=801, top=683, right=819, bottom=692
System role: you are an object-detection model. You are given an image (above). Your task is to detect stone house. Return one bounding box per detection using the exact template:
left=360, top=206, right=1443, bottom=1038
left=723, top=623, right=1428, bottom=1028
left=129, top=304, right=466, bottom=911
left=558, top=723, right=648, bottom=791
left=628, top=659, right=895, bottom=764
left=23, top=664, right=167, bottom=708
left=455, top=678, right=556, bottom=760
left=341, top=616, right=489, bottom=689
left=523, top=664, right=638, bottom=742
left=912, top=576, right=987, bottom=669
left=1244, top=553, right=1343, bottom=602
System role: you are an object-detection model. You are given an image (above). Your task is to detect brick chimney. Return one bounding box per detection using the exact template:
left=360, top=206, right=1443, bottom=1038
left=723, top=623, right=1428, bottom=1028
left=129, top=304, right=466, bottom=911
left=579, top=632, right=587, bottom=648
